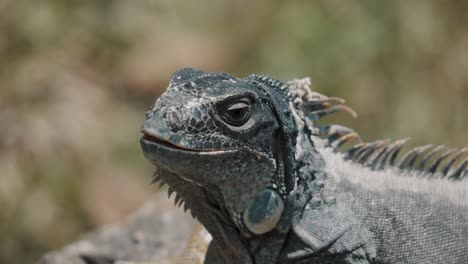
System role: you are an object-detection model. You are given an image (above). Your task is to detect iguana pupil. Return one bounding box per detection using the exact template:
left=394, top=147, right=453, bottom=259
left=220, top=100, right=251, bottom=126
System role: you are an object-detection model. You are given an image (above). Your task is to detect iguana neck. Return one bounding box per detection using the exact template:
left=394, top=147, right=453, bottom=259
left=243, top=133, right=326, bottom=264
left=320, top=145, right=468, bottom=209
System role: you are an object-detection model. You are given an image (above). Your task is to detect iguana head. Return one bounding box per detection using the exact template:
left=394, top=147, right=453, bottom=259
left=141, top=68, right=297, bottom=236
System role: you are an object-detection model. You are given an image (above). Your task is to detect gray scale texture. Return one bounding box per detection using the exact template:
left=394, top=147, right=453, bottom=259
left=140, top=68, right=468, bottom=264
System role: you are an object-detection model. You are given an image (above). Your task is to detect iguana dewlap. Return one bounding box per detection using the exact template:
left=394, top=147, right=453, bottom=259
left=140, top=68, right=468, bottom=264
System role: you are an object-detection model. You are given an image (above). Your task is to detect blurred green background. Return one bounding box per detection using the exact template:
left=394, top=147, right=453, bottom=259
left=0, top=0, right=467, bottom=263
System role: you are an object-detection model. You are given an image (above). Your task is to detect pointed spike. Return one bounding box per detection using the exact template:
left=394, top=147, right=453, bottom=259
left=326, top=124, right=359, bottom=138
left=404, top=144, right=434, bottom=171
left=386, top=138, right=410, bottom=166
left=374, top=139, right=409, bottom=170
left=447, top=157, right=468, bottom=180
left=158, top=180, right=167, bottom=189
left=167, top=187, right=175, bottom=199
left=302, top=97, right=346, bottom=112
left=372, top=145, right=392, bottom=170
left=308, top=105, right=358, bottom=121
left=397, top=152, right=416, bottom=170
left=441, top=147, right=468, bottom=176
left=416, top=145, right=445, bottom=172
left=355, top=148, right=375, bottom=164
left=374, top=141, right=400, bottom=170
left=354, top=141, right=383, bottom=163
left=151, top=176, right=160, bottom=184
left=304, top=97, right=345, bottom=106
left=174, top=194, right=181, bottom=206
left=397, top=145, right=423, bottom=170
left=331, top=133, right=360, bottom=150
left=344, top=143, right=367, bottom=160
left=151, top=171, right=162, bottom=184
left=388, top=138, right=411, bottom=167
left=346, top=143, right=370, bottom=160
left=319, top=124, right=361, bottom=146
left=361, top=140, right=387, bottom=164
left=177, top=199, right=185, bottom=208
left=428, top=148, right=457, bottom=174
left=183, top=202, right=190, bottom=213
left=309, top=90, right=325, bottom=97
left=365, top=139, right=391, bottom=166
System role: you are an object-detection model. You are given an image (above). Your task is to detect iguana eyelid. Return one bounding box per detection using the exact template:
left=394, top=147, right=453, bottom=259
left=226, top=100, right=250, bottom=111
left=215, top=92, right=256, bottom=107
left=216, top=96, right=254, bottom=127
left=220, top=102, right=251, bottom=127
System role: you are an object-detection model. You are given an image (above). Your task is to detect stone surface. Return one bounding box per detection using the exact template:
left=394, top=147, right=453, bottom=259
left=38, top=193, right=197, bottom=264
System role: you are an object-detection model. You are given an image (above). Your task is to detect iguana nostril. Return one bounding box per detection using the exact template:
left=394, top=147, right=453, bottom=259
left=166, top=109, right=180, bottom=131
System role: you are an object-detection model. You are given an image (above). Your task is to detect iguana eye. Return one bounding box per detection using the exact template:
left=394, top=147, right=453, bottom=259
left=220, top=100, right=251, bottom=126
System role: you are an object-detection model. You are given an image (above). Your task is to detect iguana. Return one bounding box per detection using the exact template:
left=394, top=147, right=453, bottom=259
left=140, top=68, right=468, bottom=264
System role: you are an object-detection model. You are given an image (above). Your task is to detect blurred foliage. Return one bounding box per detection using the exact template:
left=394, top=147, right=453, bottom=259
left=0, top=0, right=466, bottom=263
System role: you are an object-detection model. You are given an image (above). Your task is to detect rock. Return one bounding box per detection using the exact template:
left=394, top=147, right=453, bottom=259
left=38, top=193, right=197, bottom=264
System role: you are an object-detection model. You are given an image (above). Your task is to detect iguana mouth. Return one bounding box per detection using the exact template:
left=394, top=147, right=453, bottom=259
left=141, top=131, right=223, bottom=153
left=142, top=133, right=195, bottom=151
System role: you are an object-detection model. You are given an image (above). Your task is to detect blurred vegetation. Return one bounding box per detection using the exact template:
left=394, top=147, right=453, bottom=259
left=0, top=0, right=466, bottom=263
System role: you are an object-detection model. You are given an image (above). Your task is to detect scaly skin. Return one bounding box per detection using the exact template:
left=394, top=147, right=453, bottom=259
left=140, top=68, right=468, bottom=263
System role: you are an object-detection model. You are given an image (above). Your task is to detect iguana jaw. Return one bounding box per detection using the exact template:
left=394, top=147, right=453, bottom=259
left=140, top=130, right=242, bottom=183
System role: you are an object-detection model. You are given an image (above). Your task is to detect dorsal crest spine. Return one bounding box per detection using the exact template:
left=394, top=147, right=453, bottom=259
left=270, top=75, right=468, bottom=181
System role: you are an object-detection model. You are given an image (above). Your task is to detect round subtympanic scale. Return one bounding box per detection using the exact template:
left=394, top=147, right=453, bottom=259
left=242, top=188, right=284, bottom=235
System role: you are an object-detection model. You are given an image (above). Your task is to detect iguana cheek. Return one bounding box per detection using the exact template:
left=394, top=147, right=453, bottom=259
left=242, top=188, right=284, bottom=235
